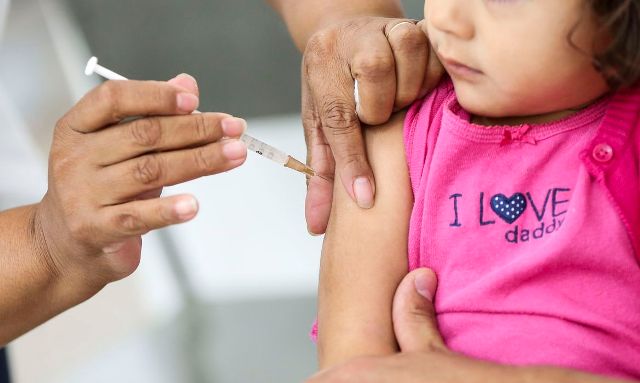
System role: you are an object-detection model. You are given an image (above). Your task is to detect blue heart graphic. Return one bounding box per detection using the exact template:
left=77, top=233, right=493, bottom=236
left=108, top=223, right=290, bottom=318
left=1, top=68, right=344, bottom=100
left=490, top=193, right=527, bottom=224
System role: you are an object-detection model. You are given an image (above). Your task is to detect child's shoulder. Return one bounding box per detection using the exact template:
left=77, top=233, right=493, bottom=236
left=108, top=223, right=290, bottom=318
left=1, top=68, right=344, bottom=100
left=592, top=84, right=640, bottom=255
left=401, top=78, right=456, bottom=185
left=604, top=84, right=640, bottom=148
left=406, top=76, right=455, bottom=126
left=404, top=76, right=455, bottom=147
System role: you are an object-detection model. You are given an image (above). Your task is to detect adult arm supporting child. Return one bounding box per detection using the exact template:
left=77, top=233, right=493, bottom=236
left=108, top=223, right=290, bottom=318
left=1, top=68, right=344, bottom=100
left=317, top=111, right=412, bottom=368
left=311, top=268, right=637, bottom=383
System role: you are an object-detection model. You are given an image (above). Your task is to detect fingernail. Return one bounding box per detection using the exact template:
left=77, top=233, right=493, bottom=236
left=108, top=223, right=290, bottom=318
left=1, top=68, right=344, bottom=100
left=222, top=139, right=247, bottom=160
left=353, top=177, right=374, bottom=209
left=177, top=93, right=199, bottom=112
left=388, top=20, right=414, bottom=36
left=176, top=73, right=198, bottom=91
left=175, top=197, right=198, bottom=220
left=307, top=227, right=322, bottom=237
left=414, top=270, right=437, bottom=302
left=221, top=117, right=247, bottom=137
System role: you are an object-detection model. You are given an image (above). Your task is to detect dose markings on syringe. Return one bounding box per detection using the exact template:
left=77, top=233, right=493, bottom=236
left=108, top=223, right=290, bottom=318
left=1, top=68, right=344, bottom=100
left=240, top=135, right=288, bottom=165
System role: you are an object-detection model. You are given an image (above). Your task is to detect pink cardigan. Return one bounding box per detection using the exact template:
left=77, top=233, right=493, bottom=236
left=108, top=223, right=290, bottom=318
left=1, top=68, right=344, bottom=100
left=582, top=86, right=640, bottom=257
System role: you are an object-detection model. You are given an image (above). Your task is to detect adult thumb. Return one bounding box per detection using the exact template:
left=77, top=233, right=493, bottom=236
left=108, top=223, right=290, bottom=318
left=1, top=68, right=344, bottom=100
left=392, top=268, right=447, bottom=353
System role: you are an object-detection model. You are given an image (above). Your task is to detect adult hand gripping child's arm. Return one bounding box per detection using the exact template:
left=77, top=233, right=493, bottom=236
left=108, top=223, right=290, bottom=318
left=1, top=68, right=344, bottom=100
left=268, top=0, right=445, bottom=235
left=316, top=111, right=412, bottom=368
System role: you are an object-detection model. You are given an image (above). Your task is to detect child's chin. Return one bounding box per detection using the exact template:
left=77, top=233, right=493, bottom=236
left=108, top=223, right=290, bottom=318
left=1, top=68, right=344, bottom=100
left=458, top=98, right=511, bottom=119
left=453, top=82, right=525, bottom=119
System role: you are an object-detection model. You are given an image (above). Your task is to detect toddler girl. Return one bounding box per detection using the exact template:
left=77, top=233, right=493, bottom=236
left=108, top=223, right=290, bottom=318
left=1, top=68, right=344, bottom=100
left=316, top=0, right=640, bottom=380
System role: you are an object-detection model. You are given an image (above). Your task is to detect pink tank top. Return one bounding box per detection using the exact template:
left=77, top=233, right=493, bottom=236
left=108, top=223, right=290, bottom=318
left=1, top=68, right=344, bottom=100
left=404, top=79, right=640, bottom=379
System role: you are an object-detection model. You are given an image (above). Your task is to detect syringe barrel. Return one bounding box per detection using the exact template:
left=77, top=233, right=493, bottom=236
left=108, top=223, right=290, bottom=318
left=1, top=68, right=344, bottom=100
left=240, top=134, right=288, bottom=165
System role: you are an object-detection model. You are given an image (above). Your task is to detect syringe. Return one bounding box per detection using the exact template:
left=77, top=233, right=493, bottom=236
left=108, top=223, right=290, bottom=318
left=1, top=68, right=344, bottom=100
left=84, top=56, right=324, bottom=179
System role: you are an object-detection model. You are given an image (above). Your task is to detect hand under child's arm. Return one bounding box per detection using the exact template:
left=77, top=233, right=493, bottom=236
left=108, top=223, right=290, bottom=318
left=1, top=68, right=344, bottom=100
left=312, top=269, right=637, bottom=383
left=317, top=112, right=413, bottom=368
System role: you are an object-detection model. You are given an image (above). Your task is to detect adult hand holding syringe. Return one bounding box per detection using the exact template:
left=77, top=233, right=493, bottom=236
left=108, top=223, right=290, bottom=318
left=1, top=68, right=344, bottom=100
left=85, top=57, right=325, bottom=179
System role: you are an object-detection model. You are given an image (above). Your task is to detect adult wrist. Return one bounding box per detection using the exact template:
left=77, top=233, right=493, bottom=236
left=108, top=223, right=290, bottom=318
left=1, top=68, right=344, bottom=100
left=0, top=204, right=103, bottom=344
left=32, top=200, right=105, bottom=304
left=31, top=202, right=62, bottom=284
left=276, top=1, right=405, bottom=51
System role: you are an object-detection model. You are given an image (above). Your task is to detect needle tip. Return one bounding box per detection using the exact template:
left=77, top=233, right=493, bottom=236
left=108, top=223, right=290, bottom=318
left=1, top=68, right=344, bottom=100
left=314, top=173, right=332, bottom=182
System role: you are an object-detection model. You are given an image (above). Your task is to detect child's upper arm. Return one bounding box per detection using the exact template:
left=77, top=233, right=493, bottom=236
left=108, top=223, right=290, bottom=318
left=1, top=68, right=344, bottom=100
left=317, top=111, right=413, bottom=368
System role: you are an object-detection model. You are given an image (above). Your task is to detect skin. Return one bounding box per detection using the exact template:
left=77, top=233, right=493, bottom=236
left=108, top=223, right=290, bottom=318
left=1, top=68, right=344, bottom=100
left=317, top=112, right=412, bottom=368
left=271, top=0, right=610, bottom=233
left=314, top=0, right=634, bottom=380
left=268, top=0, right=445, bottom=234
left=0, top=74, right=248, bottom=345
left=1, top=0, right=436, bottom=349
left=267, top=0, right=406, bottom=52
left=424, top=0, right=609, bottom=125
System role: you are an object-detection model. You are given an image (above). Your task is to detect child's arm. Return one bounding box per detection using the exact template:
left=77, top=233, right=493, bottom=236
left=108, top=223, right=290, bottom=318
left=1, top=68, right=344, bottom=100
left=317, top=111, right=413, bottom=368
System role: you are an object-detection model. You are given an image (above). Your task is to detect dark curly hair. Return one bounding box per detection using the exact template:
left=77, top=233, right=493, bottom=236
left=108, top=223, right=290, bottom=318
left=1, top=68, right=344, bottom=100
left=589, top=0, right=640, bottom=88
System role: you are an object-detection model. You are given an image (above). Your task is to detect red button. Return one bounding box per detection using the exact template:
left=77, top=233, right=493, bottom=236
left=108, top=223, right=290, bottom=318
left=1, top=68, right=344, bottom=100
left=592, top=143, right=614, bottom=163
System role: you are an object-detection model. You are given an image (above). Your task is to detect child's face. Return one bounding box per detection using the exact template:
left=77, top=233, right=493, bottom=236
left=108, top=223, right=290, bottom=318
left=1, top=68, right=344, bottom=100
left=424, top=0, right=610, bottom=119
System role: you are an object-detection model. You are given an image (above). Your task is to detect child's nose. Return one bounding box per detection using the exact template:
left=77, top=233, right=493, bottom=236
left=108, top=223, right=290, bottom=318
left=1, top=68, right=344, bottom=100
left=427, top=0, right=475, bottom=40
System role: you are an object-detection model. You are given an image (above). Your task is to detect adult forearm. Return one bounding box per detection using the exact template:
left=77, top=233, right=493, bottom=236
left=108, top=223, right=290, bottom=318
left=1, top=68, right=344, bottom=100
left=0, top=204, right=99, bottom=345
left=521, top=366, right=634, bottom=383
left=267, top=0, right=405, bottom=51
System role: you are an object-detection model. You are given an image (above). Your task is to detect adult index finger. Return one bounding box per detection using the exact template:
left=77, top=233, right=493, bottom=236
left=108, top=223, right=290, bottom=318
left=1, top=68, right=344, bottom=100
left=302, top=78, right=335, bottom=234
left=304, top=36, right=376, bottom=209
left=58, top=80, right=199, bottom=134
left=91, top=113, right=245, bottom=166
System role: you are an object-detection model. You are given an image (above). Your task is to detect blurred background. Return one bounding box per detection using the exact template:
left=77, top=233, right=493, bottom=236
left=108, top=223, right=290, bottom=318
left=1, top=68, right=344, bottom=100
left=1, top=0, right=423, bottom=382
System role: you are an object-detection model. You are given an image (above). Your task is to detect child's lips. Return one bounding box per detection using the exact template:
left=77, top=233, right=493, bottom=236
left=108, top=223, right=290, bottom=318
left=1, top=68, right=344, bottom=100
left=441, top=57, right=483, bottom=79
